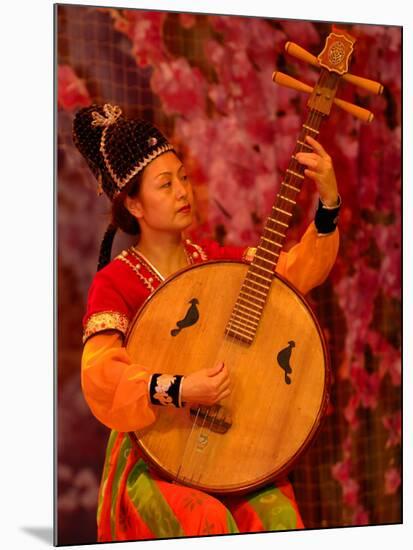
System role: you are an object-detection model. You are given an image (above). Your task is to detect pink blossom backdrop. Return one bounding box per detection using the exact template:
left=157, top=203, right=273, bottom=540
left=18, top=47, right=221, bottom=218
left=56, top=5, right=401, bottom=545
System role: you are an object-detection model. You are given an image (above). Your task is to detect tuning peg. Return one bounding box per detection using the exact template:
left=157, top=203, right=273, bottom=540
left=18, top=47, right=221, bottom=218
left=343, top=73, right=384, bottom=96
left=285, top=41, right=384, bottom=96
left=285, top=42, right=318, bottom=68
left=272, top=71, right=313, bottom=95
left=334, top=96, right=374, bottom=122
left=272, top=71, right=374, bottom=123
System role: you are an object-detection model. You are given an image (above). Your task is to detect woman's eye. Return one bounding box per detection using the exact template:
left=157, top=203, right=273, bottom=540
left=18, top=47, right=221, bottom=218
left=161, top=181, right=171, bottom=188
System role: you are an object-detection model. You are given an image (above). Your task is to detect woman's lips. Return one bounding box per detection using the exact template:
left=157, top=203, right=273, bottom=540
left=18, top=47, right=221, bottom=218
left=177, top=205, right=191, bottom=213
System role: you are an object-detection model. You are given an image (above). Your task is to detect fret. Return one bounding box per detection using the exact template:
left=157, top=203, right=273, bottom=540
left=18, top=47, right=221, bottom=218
left=273, top=206, right=293, bottom=217
left=227, top=318, right=257, bottom=336
left=246, top=277, right=271, bottom=292
left=254, top=252, right=276, bottom=267
left=222, top=27, right=355, bottom=348
left=303, top=124, right=319, bottom=134
left=286, top=169, right=304, bottom=180
left=226, top=328, right=253, bottom=343
left=247, top=268, right=273, bottom=283
left=230, top=312, right=259, bottom=329
left=234, top=302, right=262, bottom=318
left=239, top=290, right=266, bottom=304
left=297, top=140, right=313, bottom=151
left=257, top=247, right=280, bottom=258
left=251, top=262, right=274, bottom=275
left=254, top=253, right=277, bottom=267
left=265, top=226, right=285, bottom=238
left=244, top=279, right=269, bottom=295
left=278, top=194, right=296, bottom=205
left=268, top=216, right=288, bottom=228
left=282, top=182, right=300, bottom=193
left=261, top=236, right=282, bottom=248
left=234, top=308, right=261, bottom=325
left=261, top=236, right=275, bottom=246
left=230, top=326, right=255, bottom=340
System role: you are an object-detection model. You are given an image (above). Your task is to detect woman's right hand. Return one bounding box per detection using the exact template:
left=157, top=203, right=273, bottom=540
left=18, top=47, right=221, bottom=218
left=181, top=362, right=231, bottom=405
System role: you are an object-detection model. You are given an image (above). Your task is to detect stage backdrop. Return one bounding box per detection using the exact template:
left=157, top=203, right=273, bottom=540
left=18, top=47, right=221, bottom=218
left=55, top=4, right=401, bottom=546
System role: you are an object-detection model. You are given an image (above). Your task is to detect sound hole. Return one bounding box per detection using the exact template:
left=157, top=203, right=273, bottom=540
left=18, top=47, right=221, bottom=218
left=170, top=298, right=200, bottom=336
left=277, top=340, right=296, bottom=384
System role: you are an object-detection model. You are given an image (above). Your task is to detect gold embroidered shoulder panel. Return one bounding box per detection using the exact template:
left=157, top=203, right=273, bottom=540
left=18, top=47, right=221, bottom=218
left=243, top=247, right=256, bottom=263
left=83, top=311, right=130, bottom=343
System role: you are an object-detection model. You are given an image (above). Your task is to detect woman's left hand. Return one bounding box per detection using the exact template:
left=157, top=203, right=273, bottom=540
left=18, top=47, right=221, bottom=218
left=295, top=135, right=339, bottom=207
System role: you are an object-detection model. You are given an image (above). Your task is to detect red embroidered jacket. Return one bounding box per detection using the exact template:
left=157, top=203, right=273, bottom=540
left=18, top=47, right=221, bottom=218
left=81, top=223, right=339, bottom=432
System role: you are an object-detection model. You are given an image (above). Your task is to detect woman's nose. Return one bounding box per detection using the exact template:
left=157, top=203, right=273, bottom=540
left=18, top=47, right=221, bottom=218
left=175, top=179, right=187, bottom=199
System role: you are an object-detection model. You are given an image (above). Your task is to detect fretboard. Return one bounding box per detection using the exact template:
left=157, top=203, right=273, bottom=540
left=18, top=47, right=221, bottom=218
left=224, top=109, right=325, bottom=345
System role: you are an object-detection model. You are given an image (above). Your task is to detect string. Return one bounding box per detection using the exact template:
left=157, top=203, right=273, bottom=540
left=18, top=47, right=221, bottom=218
left=178, top=109, right=325, bottom=484
left=176, top=105, right=326, bottom=485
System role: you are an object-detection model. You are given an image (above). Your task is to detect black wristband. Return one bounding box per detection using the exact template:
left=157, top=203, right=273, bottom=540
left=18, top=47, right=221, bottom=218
left=149, top=373, right=184, bottom=408
left=314, top=196, right=341, bottom=235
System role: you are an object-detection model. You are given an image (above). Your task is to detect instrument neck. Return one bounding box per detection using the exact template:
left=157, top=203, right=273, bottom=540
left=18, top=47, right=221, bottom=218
left=224, top=109, right=325, bottom=345
left=255, top=109, right=324, bottom=268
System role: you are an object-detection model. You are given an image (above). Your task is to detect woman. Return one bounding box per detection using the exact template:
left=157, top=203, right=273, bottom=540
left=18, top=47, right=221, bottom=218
left=73, top=103, right=340, bottom=541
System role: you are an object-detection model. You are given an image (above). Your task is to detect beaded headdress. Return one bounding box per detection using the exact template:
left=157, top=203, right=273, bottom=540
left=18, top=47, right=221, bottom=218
left=73, top=103, right=174, bottom=199
left=72, top=103, right=175, bottom=270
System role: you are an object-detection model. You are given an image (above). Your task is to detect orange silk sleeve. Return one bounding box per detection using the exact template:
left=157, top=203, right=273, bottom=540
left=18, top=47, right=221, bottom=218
left=81, top=331, right=156, bottom=432
left=275, top=222, right=339, bottom=295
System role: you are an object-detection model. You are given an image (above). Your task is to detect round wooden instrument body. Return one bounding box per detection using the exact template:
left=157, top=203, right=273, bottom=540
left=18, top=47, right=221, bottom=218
left=125, top=260, right=330, bottom=495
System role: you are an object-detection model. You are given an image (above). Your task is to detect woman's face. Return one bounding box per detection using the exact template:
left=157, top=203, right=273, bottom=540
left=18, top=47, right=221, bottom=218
left=126, top=152, right=194, bottom=235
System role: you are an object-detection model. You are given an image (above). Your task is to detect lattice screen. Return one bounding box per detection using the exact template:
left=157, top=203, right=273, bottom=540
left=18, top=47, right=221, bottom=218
left=56, top=4, right=401, bottom=544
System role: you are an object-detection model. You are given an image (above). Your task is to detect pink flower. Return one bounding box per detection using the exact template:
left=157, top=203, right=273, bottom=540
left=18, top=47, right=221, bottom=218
left=382, top=412, right=401, bottom=448
left=353, top=24, right=401, bottom=53
left=332, top=459, right=351, bottom=483
left=208, top=84, right=229, bottom=114
left=58, top=65, right=91, bottom=111
left=384, top=467, right=401, bottom=495
left=74, top=468, right=99, bottom=509
left=274, top=114, right=301, bottom=169
left=248, top=22, right=286, bottom=70
left=349, top=364, right=381, bottom=409
left=343, top=478, right=360, bottom=507
left=381, top=352, right=401, bottom=386
left=98, top=7, right=130, bottom=34
left=352, top=506, right=370, bottom=525
left=344, top=394, right=360, bottom=429
left=373, top=221, right=401, bottom=300
left=335, top=133, right=359, bottom=161
left=179, top=13, right=196, bottom=29
left=279, top=20, right=320, bottom=46
left=208, top=15, right=251, bottom=50
left=119, top=10, right=168, bottom=67
left=331, top=452, right=359, bottom=506
left=58, top=487, right=78, bottom=513
left=58, top=463, right=99, bottom=512
left=367, top=331, right=401, bottom=386
left=151, top=58, right=207, bottom=117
